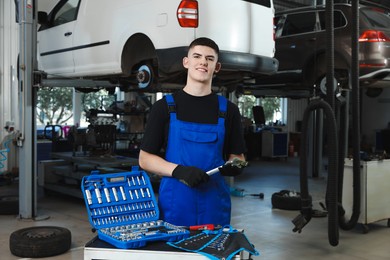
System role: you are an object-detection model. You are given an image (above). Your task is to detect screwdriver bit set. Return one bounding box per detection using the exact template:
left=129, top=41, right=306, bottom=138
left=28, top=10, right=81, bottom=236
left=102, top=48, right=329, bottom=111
left=81, top=166, right=189, bottom=248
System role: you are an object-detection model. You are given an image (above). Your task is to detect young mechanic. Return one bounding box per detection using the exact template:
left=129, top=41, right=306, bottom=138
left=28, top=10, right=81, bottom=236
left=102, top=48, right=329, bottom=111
left=138, top=37, right=246, bottom=227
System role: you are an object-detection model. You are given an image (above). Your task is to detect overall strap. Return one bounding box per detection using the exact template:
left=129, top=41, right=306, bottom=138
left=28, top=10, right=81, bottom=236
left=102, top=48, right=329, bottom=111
left=165, top=94, right=177, bottom=120
left=217, top=95, right=227, bottom=125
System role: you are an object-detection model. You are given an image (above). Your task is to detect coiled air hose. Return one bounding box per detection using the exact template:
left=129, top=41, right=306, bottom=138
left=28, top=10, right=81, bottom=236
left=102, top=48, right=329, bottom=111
left=293, top=1, right=361, bottom=247
left=338, top=0, right=361, bottom=231
left=292, top=98, right=339, bottom=246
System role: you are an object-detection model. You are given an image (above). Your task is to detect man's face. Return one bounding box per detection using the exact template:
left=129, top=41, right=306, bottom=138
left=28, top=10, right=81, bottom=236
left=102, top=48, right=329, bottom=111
left=183, top=45, right=221, bottom=84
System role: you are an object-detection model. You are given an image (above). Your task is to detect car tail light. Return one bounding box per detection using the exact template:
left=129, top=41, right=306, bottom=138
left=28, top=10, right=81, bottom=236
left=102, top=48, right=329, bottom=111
left=360, top=63, right=386, bottom=67
left=359, top=30, right=390, bottom=42
left=177, top=0, right=198, bottom=28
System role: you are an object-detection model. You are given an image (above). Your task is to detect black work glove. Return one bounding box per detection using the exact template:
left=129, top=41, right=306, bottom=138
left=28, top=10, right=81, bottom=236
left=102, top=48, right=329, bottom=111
left=172, top=165, right=210, bottom=187
left=218, top=164, right=244, bottom=177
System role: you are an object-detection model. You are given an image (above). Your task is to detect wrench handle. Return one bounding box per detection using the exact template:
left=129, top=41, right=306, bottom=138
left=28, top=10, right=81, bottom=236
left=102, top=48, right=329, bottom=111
left=206, top=167, right=221, bottom=175
left=206, top=158, right=248, bottom=176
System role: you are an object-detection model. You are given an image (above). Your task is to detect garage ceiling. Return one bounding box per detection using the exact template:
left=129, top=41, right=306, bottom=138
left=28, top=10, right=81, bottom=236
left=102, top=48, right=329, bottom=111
left=274, top=0, right=313, bottom=11
left=274, top=0, right=390, bottom=12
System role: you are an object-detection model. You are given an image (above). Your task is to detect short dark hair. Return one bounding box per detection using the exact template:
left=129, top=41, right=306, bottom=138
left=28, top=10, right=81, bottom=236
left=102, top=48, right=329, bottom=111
left=188, top=37, right=219, bottom=56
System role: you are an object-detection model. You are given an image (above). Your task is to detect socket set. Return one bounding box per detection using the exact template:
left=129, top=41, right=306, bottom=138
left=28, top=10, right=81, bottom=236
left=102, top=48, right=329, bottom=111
left=81, top=166, right=189, bottom=249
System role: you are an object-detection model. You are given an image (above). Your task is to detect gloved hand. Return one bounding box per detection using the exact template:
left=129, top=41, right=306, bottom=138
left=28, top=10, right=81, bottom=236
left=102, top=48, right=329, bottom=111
left=218, top=164, right=244, bottom=177
left=172, top=165, right=210, bottom=187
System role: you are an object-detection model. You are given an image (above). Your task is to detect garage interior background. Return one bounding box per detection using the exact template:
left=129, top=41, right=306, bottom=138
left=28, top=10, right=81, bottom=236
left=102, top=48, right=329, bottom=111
left=1, top=0, right=390, bottom=205
left=1, top=0, right=390, bottom=258
left=2, top=0, right=390, bottom=170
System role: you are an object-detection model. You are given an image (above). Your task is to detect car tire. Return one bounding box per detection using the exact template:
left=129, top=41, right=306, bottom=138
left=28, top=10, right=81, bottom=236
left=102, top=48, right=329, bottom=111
left=9, top=226, right=71, bottom=258
left=271, top=190, right=312, bottom=211
left=0, top=195, right=19, bottom=215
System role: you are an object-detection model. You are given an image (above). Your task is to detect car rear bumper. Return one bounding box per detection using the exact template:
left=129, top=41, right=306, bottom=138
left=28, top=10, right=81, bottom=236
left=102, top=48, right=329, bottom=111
left=359, top=68, right=390, bottom=86
left=156, top=47, right=279, bottom=76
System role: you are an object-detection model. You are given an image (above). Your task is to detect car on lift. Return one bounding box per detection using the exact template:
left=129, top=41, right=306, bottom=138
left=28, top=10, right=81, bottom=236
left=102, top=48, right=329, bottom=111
left=36, top=0, right=278, bottom=92
left=242, top=1, right=390, bottom=98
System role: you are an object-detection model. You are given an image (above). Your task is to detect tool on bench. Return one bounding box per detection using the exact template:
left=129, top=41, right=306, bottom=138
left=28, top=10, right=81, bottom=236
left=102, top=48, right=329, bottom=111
left=206, top=158, right=248, bottom=175
left=179, top=224, right=221, bottom=231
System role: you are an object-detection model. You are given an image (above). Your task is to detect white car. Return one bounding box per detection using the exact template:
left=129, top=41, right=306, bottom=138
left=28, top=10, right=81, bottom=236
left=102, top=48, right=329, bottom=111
left=37, top=0, right=278, bottom=91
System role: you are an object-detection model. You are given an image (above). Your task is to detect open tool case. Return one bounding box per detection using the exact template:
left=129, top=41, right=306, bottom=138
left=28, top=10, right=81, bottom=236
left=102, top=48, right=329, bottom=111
left=81, top=166, right=190, bottom=249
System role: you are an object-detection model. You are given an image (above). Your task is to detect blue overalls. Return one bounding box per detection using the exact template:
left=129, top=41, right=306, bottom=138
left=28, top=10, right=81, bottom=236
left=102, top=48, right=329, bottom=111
left=158, top=94, right=231, bottom=227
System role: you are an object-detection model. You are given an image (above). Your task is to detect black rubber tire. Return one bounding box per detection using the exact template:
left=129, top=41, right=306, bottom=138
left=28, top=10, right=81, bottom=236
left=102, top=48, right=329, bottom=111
left=0, top=195, right=19, bottom=215
left=9, top=226, right=71, bottom=258
left=271, top=190, right=312, bottom=211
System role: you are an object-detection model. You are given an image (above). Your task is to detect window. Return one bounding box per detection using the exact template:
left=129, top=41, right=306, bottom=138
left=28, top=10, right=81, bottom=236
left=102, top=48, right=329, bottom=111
left=238, top=96, right=285, bottom=126
left=53, top=0, right=80, bottom=26
left=318, top=10, right=347, bottom=30
left=281, top=12, right=316, bottom=36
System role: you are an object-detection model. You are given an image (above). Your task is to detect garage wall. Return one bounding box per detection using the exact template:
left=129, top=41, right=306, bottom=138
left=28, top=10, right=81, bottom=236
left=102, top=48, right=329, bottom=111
left=287, top=98, right=309, bottom=132
left=361, top=88, right=390, bottom=150
left=0, top=0, right=19, bottom=173
left=0, top=0, right=19, bottom=142
left=287, top=90, right=390, bottom=152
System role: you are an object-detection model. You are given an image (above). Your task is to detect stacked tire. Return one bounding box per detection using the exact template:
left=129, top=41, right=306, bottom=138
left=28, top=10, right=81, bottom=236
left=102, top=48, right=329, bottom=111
left=9, top=226, right=71, bottom=258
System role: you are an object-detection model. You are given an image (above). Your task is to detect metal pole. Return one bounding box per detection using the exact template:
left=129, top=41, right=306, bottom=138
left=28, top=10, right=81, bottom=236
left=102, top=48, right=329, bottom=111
left=17, top=0, right=36, bottom=219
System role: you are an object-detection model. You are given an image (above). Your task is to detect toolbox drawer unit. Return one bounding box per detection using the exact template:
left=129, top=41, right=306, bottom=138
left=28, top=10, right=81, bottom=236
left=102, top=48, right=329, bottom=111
left=262, top=131, right=288, bottom=158
left=81, top=166, right=189, bottom=249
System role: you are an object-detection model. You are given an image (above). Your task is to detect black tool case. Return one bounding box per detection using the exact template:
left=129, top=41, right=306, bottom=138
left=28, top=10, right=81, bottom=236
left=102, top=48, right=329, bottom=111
left=81, top=166, right=190, bottom=249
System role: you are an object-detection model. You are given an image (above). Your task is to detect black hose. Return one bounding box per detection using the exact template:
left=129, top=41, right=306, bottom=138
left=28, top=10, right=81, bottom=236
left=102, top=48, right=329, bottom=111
left=296, top=98, right=339, bottom=246
left=294, top=0, right=360, bottom=247
left=337, top=98, right=347, bottom=207
left=325, top=0, right=339, bottom=247
left=338, top=0, right=361, bottom=231
left=325, top=0, right=335, bottom=110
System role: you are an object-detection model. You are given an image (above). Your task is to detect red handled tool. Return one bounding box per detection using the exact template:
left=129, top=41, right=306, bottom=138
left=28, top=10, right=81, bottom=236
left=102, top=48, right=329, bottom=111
left=181, top=224, right=219, bottom=230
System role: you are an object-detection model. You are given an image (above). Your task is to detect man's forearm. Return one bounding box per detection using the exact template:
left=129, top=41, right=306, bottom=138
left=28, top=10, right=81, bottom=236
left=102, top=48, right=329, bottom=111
left=138, top=150, right=177, bottom=177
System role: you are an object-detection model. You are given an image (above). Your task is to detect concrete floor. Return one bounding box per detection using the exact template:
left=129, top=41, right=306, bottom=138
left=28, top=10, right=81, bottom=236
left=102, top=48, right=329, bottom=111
left=1, top=158, right=389, bottom=259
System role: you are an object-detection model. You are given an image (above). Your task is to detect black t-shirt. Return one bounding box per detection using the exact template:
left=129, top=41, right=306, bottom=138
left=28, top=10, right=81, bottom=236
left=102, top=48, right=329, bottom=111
left=140, top=90, right=246, bottom=160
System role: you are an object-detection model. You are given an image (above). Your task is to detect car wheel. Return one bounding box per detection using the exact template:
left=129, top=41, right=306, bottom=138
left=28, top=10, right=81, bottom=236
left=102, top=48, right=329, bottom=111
left=271, top=190, right=312, bottom=210
left=9, top=226, right=71, bottom=258
left=136, top=63, right=154, bottom=89
left=0, top=195, right=18, bottom=215
left=316, top=74, right=339, bottom=96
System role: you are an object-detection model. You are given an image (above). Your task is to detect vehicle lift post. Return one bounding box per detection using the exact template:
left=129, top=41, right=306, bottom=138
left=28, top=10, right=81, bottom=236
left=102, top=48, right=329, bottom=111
left=17, top=0, right=39, bottom=219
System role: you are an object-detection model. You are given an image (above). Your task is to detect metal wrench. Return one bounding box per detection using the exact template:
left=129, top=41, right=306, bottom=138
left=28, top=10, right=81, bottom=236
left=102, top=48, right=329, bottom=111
left=206, top=157, right=248, bottom=175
